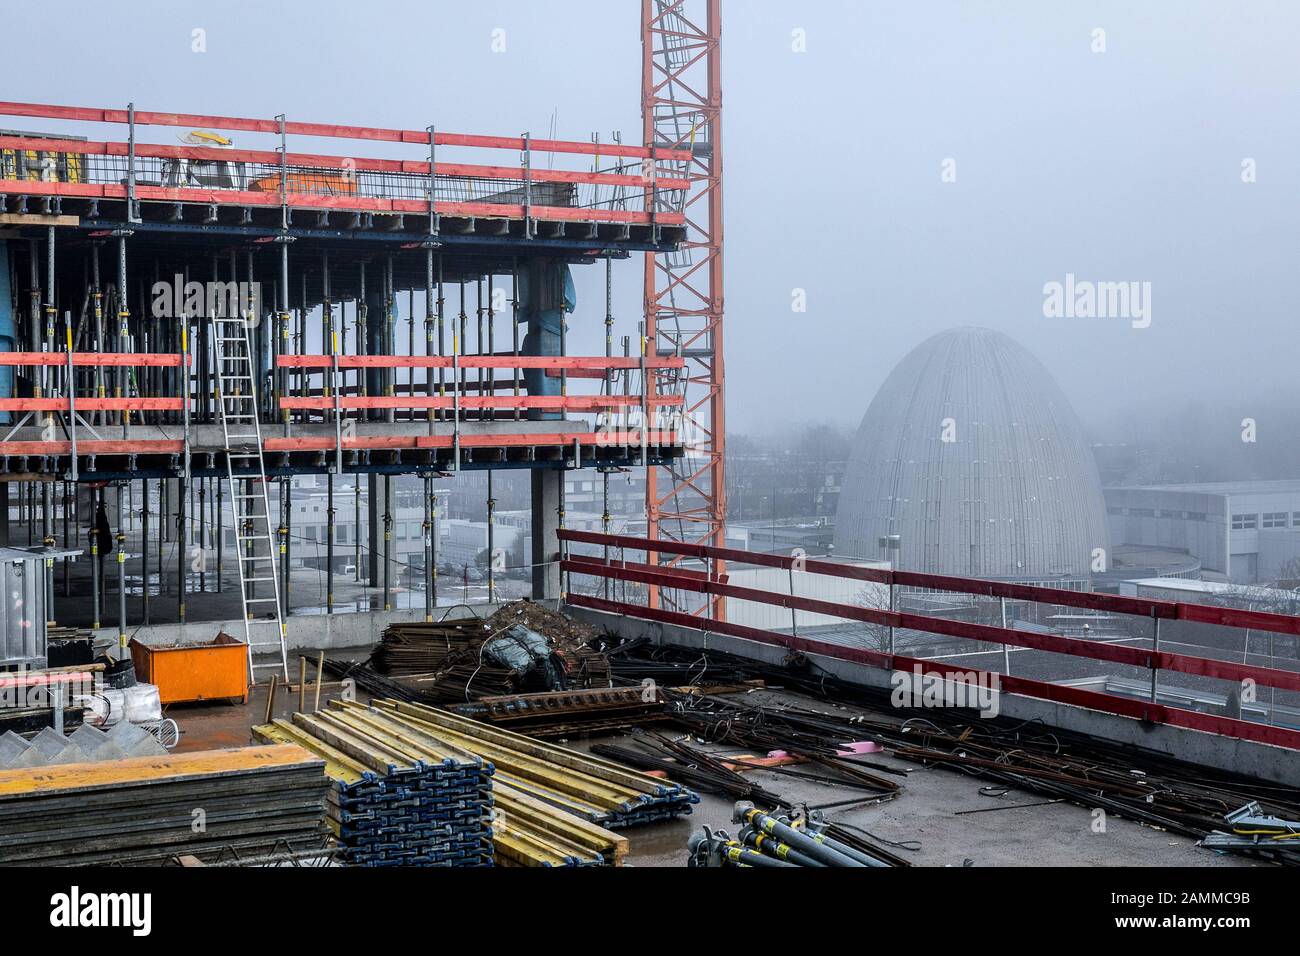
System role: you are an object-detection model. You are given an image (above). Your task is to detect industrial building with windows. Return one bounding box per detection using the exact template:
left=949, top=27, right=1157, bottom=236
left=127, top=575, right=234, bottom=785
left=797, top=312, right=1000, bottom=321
left=1105, top=480, right=1300, bottom=584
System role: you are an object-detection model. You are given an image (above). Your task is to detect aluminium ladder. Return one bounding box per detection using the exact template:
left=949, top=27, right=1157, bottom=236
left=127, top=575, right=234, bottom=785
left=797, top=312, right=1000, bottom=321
left=212, top=312, right=289, bottom=683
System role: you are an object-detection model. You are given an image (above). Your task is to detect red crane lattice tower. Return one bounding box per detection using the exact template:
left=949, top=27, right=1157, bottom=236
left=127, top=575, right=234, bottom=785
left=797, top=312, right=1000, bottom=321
left=641, top=0, right=725, bottom=615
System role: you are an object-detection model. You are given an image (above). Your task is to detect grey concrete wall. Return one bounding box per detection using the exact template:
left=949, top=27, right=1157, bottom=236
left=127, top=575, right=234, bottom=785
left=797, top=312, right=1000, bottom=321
left=93, top=600, right=541, bottom=656
left=566, top=604, right=1300, bottom=788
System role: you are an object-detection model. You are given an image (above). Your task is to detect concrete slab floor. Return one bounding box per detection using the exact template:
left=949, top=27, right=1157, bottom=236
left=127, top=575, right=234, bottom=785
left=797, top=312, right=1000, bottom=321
left=156, top=680, right=1267, bottom=868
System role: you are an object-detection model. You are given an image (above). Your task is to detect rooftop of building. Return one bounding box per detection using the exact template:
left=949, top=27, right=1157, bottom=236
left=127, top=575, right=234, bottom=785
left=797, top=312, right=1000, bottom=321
left=1107, top=479, right=1300, bottom=496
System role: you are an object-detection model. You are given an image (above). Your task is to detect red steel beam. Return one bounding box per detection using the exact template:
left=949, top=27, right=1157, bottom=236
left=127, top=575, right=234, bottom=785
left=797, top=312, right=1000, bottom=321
left=0, top=101, right=693, bottom=162
left=565, top=593, right=1300, bottom=752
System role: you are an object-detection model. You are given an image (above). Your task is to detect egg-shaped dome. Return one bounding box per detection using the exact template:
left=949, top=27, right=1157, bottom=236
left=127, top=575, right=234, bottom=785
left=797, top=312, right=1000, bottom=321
left=833, top=327, right=1109, bottom=584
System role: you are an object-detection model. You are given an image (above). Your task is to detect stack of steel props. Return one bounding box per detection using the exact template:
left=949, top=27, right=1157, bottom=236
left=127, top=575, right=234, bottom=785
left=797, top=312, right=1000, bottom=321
left=364, top=698, right=700, bottom=828
left=687, top=802, right=896, bottom=868
left=254, top=711, right=494, bottom=867
left=0, top=745, right=329, bottom=866
left=448, top=686, right=668, bottom=738
left=257, top=705, right=628, bottom=866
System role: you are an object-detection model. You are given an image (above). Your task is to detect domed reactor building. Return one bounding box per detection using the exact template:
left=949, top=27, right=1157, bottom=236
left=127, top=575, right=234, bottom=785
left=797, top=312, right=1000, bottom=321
left=834, top=327, right=1109, bottom=589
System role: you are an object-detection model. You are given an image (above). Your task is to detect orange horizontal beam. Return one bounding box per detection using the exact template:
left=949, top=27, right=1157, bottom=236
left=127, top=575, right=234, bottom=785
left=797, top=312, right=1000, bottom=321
left=0, top=397, right=182, bottom=411
left=0, top=440, right=184, bottom=455
left=276, top=355, right=683, bottom=370
left=263, top=430, right=679, bottom=453
left=0, top=352, right=185, bottom=367
left=277, top=394, right=681, bottom=411
left=0, top=179, right=684, bottom=226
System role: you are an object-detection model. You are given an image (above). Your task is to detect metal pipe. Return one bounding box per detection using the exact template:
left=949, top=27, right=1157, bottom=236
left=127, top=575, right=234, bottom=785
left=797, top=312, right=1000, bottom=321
left=215, top=479, right=223, bottom=593
left=177, top=475, right=186, bottom=626
left=326, top=473, right=335, bottom=613
left=90, top=487, right=101, bottom=630
left=383, top=476, right=392, bottom=611
left=281, top=478, right=291, bottom=617
left=487, top=470, right=495, bottom=604
left=423, top=475, right=433, bottom=623
left=197, top=482, right=206, bottom=592
left=116, top=480, right=126, bottom=652
left=141, top=478, right=150, bottom=625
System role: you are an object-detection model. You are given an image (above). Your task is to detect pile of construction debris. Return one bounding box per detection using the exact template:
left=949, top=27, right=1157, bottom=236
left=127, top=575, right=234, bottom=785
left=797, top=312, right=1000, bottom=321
left=324, top=603, right=619, bottom=726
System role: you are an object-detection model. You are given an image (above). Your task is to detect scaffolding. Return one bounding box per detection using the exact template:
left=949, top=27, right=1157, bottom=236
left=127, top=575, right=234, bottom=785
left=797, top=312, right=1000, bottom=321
left=0, top=98, right=693, bottom=673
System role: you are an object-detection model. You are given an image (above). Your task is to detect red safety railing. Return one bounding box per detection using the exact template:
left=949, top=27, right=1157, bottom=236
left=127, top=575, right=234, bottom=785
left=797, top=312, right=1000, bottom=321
left=0, top=351, right=186, bottom=457
left=0, top=101, right=689, bottom=226
left=559, top=530, right=1300, bottom=751
left=270, top=353, right=685, bottom=455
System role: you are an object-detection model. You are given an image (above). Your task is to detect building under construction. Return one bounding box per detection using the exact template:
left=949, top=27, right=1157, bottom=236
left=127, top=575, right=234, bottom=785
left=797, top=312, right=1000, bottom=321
left=0, top=1, right=1296, bottom=895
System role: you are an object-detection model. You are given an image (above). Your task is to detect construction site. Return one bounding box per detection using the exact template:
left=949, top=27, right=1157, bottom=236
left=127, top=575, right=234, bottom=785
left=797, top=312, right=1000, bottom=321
left=0, top=3, right=1294, bottom=926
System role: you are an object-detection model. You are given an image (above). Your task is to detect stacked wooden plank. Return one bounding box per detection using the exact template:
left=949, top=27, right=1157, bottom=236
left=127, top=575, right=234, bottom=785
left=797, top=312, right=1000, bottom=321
left=364, top=699, right=698, bottom=829
left=0, top=745, right=330, bottom=866
left=254, top=712, right=494, bottom=867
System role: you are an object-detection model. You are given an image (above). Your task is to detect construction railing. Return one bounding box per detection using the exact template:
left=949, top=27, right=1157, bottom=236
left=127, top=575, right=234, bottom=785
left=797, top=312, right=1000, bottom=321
left=0, top=349, right=187, bottom=466
left=269, top=353, right=686, bottom=459
left=559, top=530, right=1300, bottom=752
left=0, top=101, right=690, bottom=226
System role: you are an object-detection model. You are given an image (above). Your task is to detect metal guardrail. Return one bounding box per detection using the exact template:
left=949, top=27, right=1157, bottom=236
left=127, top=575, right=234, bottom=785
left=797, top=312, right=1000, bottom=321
left=558, top=529, right=1300, bottom=752
left=0, top=101, right=691, bottom=226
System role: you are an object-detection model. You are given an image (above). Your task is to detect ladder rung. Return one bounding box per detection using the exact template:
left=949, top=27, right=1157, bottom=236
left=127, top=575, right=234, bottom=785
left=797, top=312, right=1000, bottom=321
left=245, top=597, right=279, bottom=603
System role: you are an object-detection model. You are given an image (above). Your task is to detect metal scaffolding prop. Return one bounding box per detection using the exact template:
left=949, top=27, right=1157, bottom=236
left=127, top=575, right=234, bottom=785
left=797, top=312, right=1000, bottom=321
left=642, top=0, right=726, bottom=617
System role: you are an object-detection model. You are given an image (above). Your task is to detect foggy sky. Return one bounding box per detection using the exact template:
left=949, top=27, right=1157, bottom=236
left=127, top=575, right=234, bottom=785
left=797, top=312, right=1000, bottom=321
left=6, top=1, right=1297, bottom=445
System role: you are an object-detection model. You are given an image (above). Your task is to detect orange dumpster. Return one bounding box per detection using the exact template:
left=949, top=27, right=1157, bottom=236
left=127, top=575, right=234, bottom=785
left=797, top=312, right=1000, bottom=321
left=129, top=633, right=249, bottom=705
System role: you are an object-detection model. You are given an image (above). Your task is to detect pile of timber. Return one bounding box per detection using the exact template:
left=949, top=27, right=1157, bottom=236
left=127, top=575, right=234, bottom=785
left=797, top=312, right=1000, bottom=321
left=255, top=712, right=494, bottom=867
left=0, top=745, right=330, bottom=866
left=258, top=704, right=624, bottom=866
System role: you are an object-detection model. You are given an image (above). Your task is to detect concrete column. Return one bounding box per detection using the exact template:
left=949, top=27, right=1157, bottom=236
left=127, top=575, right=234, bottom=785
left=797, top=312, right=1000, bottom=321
left=530, top=468, right=561, bottom=599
